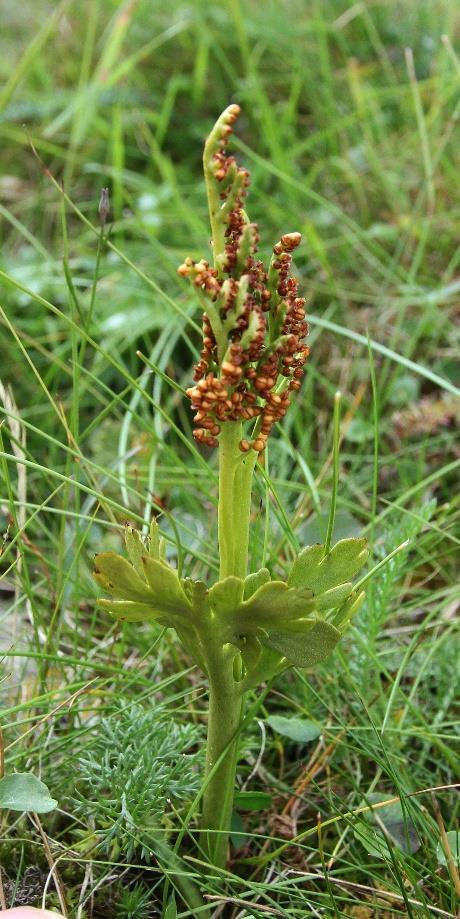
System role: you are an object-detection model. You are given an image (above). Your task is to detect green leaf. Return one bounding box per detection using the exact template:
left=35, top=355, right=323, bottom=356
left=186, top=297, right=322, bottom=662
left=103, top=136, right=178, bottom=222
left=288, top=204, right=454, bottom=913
left=437, top=831, right=460, bottom=867
left=0, top=773, right=57, bottom=813
left=315, top=537, right=368, bottom=590
left=181, top=578, right=209, bottom=613
left=266, top=715, right=321, bottom=744
left=331, top=589, right=366, bottom=630
left=93, top=553, right=153, bottom=602
left=353, top=821, right=392, bottom=858
left=239, top=581, right=314, bottom=626
left=95, top=551, right=194, bottom=623
left=230, top=810, right=248, bottom=848
left=234, top=791, right=272, bottom=811
left=288, top=544, right=324, bottom=588
left=244, top=568, right=270, bottom=600
left=209, top=578, right=314, bottom=635
left=315, top=582, right=353, bottom=611
left=124, top=526, right=145, bottom=576
left=262, top=619, right=341, bottom=668
left=148, top=517, right=162, bottom=559
left=240, top=645, right=289, bottom=691
left=289, top=538, right=368, bottom=594
left=239, top=634, right=262, bottom=670
left=141, top=556, right=192, bottom=615
left=209, top=576, right=244, bottom=616
left=163, top=895, right=177, bottom=919
left=97, top=598, right=167, bottom=622
left=355, top=793, right=421, bottom=856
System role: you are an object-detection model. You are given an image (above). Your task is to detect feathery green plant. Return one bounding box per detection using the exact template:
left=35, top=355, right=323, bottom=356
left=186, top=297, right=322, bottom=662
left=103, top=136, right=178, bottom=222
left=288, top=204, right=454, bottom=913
left=93, top=105, right=380, bottom=871
left=74, top=703, right=202, bottom=860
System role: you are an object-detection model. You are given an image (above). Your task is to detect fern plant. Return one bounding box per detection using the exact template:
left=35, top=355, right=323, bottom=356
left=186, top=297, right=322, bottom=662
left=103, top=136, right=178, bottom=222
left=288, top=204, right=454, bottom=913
left=93, top=105, right=372, bottom=869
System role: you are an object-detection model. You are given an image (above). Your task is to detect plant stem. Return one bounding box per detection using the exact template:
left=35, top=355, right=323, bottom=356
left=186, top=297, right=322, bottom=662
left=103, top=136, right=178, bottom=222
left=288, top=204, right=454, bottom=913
left=218, top=421, right=257, bottom=580
left=201, top=109, right=258, bottom=868
left=201, top=644, right=243, bottom=869
left=201, top=422, right=257, bottom=867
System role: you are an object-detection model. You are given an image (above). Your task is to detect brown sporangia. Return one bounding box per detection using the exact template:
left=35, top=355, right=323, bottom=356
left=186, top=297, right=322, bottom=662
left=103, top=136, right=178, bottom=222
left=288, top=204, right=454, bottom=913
left=178, top=104, right=309, bottom=452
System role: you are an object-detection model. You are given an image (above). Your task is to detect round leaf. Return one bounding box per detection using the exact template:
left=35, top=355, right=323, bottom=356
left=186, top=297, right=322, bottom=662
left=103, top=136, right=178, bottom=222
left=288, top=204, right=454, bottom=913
left=0, top=772, right=57, bottom=813
left=356, top=793, right=421, bottom=855
left=266, top=715, right=321, bottom=744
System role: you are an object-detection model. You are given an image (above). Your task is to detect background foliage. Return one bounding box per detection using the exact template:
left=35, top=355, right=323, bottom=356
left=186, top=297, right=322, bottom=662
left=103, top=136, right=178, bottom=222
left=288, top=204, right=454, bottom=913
left=0, top=0, right=459, bottom=916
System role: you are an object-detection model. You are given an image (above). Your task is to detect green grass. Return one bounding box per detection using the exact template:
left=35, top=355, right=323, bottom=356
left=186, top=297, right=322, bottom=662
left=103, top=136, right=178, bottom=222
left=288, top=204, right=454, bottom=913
left=0, top=0, right=459, bottom=916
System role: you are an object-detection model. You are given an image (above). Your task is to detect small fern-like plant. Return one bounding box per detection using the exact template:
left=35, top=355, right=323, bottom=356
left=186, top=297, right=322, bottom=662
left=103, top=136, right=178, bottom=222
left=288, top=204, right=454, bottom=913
left=74, top=704, right=202, bottom=860
left=93, top=106, right=373, bottom=869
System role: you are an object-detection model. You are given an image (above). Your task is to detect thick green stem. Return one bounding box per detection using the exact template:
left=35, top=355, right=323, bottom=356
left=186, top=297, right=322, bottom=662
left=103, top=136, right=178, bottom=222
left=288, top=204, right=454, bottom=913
left=201, top=422, right=257, bottom=868
left=218, top=421, right=257, bottom=580
left=201, top=645, right=243, bottom=869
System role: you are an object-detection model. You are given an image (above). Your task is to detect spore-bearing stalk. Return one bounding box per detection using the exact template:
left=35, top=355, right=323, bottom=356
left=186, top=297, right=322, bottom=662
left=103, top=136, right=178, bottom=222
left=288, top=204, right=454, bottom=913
left=178, top=105, right=309, bottom=453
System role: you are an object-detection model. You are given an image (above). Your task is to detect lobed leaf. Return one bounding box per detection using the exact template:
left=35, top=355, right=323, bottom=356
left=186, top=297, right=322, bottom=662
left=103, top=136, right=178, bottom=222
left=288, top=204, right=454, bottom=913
left=93, top=553, right=153, bottom=602
left=148, top=518, right=163, bottom=560
left=289, top=538, right=368, bottom=595
left=124, top=526, right=145, bottom=576
left=208, top=577, right=316, bottom=643
left=97, top=598, right=167, bottom=622
left=315, top=582, right=353, bottom=611
left=331, top=589, right=366, bottom=630
left=240, top=581, right=315, bottom=625
left=209, top=576, right=244, bottom=616
left=182, top=578, right=209, bottom=613
left=94, top=549, right=193, bottom=624
left=141, top=556, right=192, bottom=615
left=243, top=567, right=270, bottom=600
left=262, top=619, right=341, bottom=668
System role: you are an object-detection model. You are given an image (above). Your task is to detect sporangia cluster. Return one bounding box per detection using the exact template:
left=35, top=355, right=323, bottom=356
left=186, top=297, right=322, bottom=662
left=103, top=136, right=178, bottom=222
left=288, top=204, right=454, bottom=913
left=178, top=104, right=309, bottom=453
